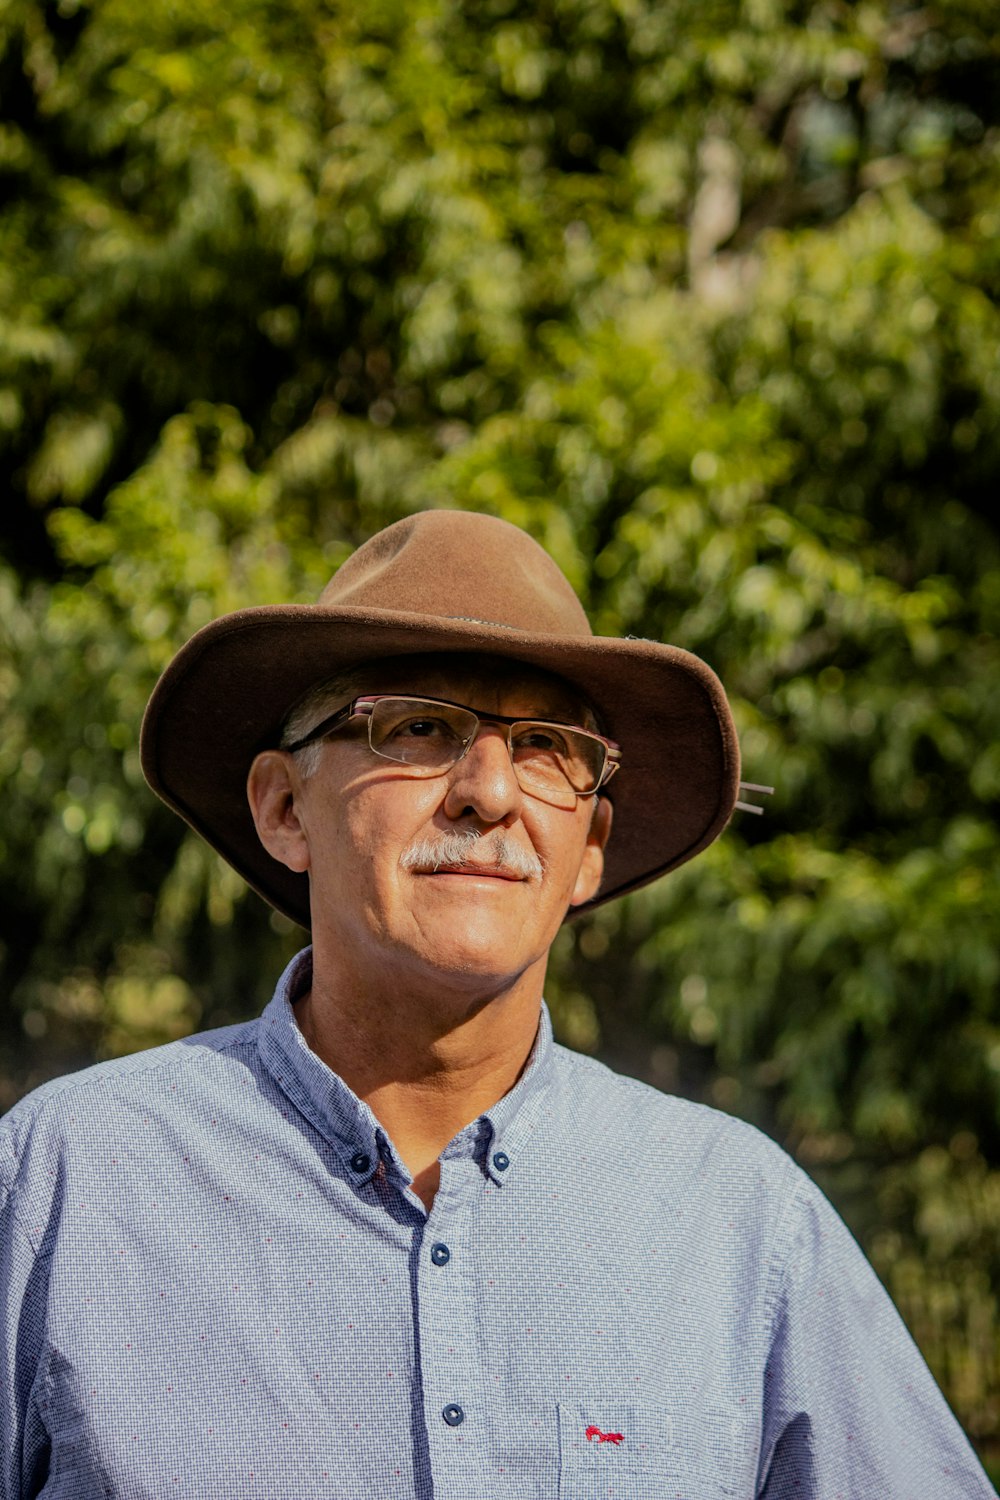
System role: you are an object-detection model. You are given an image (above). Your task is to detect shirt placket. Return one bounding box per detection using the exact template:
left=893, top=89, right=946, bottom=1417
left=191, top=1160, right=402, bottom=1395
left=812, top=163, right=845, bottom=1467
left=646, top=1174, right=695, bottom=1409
left=416, top=1142, right=490, bottom=1500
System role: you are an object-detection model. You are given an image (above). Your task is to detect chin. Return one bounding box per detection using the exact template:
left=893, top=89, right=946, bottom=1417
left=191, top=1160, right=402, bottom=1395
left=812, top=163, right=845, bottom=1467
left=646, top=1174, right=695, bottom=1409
left=406, top=924, right=539, bottom=988
left=430, top=942, right=526, bottom=982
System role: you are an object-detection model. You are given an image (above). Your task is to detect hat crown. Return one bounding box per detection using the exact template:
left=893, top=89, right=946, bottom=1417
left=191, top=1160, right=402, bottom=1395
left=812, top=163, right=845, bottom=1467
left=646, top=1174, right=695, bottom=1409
left=320, top=511, right=592, bottom=637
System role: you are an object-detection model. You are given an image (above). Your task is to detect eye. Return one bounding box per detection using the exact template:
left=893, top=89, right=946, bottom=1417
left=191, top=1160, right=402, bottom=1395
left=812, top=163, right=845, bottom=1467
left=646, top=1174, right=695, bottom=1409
left=512, top=725, right=569, bottom=755
left=389, top=715, right=456, bottom=741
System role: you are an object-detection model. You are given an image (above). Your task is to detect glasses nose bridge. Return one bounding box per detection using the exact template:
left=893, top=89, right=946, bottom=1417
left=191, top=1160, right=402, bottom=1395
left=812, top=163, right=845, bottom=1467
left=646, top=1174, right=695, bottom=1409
left=458, top=712, right=517, bottom=768
left=441, top=711, right=524, bottom=823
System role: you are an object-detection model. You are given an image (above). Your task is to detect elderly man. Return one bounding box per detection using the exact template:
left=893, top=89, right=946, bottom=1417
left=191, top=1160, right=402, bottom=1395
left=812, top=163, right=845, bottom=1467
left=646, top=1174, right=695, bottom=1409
left=1, top=511, right=994, bottom=1499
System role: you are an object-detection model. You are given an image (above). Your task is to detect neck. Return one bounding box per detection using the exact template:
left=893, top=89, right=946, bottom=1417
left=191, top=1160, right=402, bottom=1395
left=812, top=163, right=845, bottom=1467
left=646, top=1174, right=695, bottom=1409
left=294, top=951, right=545, bottom=1210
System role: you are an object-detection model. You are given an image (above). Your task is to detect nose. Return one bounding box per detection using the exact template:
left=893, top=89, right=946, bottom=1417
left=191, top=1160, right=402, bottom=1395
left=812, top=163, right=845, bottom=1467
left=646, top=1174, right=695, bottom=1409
left=441, top=724, right=522, bottom=826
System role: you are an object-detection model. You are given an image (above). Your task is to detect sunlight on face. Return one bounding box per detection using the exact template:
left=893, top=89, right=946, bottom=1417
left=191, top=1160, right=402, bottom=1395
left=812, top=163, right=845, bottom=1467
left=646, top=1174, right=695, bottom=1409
left=285, top=653, right=611, bottom=995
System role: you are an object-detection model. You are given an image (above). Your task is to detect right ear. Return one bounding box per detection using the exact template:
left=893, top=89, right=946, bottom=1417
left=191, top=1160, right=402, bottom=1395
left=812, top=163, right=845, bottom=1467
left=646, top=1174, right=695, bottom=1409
left=246, top=751, right=311, bottom=874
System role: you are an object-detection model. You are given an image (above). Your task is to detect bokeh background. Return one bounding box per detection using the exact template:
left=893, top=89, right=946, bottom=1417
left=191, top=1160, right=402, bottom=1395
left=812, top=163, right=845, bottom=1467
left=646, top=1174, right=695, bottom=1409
left=1, top=0, right=998, bottom=1473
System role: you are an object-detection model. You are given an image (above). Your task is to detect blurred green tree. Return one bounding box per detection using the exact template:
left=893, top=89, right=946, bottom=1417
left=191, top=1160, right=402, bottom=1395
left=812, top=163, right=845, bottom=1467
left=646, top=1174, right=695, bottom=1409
left=1, top=0, right=998, bottom=1466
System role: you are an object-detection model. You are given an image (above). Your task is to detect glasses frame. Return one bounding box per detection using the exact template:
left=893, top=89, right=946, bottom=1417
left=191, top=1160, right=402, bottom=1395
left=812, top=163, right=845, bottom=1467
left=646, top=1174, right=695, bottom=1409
left=283, top=693, right=622, bottom=798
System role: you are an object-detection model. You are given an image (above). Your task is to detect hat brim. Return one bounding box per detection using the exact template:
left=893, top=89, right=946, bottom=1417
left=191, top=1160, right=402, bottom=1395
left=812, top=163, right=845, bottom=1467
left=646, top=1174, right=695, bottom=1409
left=140, top=604, right=740, bottom=927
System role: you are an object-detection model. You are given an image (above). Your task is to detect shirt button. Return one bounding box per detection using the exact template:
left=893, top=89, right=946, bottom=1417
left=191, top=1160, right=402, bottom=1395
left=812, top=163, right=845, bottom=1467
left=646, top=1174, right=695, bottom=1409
left=430, top=1242, right=451, bottom=1266
left=492, top=1151, right=510, bottom=1172
left=349, top=1151, right=371, bottom=1174
left=442, top=1403, right=465, bottom=1427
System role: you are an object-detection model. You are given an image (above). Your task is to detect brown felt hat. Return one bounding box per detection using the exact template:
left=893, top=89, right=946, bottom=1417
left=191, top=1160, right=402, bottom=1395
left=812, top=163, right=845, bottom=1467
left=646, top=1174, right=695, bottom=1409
left=141, top=509, right=740, bottom=926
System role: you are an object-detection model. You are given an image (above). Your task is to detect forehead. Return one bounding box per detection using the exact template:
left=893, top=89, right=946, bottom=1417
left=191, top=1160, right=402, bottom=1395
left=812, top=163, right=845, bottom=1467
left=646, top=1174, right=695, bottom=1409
left=350, top=652, right=590, bottom=720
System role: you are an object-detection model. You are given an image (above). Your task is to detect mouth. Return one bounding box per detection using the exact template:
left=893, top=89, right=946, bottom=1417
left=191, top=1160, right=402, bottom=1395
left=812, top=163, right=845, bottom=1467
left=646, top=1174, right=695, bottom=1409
left=417, top=864, right=525, bottom=881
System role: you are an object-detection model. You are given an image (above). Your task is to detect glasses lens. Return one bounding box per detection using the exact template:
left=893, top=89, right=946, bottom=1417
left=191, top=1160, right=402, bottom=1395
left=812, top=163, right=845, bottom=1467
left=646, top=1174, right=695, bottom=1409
left=510, top=723, right=606, bottom=804
left=368, top=698, right=476, bottom=770
left=364, top=697, right=608, bottom=805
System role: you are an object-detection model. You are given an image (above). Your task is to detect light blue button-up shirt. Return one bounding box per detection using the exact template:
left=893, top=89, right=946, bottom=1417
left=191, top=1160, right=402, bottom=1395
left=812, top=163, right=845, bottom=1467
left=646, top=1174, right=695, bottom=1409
left=1, top=949, right=994, bottom=1499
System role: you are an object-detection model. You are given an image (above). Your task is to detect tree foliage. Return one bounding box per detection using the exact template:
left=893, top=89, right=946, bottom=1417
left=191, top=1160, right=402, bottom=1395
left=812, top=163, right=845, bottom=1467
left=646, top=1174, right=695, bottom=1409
left=1, top=0, right=998, bottom=1464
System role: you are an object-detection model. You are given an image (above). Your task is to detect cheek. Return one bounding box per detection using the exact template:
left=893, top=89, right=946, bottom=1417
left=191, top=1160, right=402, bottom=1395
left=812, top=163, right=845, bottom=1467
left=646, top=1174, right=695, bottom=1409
left=534, top=813, right=593, bottom=892
left=339, top=779, right=443, bottom=866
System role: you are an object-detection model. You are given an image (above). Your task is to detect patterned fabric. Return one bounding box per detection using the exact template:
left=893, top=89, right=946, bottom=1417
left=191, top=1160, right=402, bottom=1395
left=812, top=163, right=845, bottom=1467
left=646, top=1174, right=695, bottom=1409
left=1, top=948, right=994, bottom=1500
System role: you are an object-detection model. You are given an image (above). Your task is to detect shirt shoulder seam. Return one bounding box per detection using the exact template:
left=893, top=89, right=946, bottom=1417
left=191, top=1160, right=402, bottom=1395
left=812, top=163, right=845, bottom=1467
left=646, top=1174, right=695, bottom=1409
left=0, top=1029, right=259, bottom=1257
left=5, top=1027, right=258, bottom=1114
left=761, top=1168, right=814, bottom=1336
left=0, top=1168, right=47, bottom=1264
left=0, top=1028, right=259, bottom=1178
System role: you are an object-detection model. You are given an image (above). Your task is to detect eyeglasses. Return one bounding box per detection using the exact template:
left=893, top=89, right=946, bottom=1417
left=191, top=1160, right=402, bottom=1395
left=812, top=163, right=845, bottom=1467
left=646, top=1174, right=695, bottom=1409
left=284, top=694, right=621, bottom=809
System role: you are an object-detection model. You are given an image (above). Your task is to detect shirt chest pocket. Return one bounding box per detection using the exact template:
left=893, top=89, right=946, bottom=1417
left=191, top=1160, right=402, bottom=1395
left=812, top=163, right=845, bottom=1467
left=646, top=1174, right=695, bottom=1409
left=557, top=1403, right=746, bottom=1500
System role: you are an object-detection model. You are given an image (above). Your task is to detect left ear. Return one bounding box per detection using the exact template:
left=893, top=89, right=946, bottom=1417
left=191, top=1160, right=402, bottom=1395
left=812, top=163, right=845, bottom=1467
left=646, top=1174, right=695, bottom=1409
left=569, top=795, right=613, bottom=908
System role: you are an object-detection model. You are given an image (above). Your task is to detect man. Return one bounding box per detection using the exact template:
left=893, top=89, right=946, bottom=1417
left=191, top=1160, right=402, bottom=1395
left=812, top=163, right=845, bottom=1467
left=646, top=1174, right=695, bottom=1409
left=1, top=510, right=994, bottom=1499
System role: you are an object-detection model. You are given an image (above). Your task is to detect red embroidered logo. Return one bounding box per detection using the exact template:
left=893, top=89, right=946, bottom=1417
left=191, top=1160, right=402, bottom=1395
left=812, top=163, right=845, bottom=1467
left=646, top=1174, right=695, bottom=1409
left=586, top=1425, right=624, bottom=1445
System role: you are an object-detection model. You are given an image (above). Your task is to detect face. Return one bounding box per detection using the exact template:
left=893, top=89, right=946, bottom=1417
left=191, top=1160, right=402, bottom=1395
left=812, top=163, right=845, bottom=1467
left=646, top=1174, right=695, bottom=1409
left=248, top=656, right=613, bottom=1000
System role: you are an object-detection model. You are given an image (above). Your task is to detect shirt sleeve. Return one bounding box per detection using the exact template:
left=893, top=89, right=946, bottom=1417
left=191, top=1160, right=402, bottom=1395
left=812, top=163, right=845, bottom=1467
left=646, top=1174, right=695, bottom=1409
left=756, top=1175, right=997, bottom=1499
left=1, top=1164, right=51, bottom=1500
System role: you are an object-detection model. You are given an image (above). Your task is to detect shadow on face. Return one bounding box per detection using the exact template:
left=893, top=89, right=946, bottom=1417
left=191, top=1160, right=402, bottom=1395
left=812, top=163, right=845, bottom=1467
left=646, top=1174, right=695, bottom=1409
left=281, top=651, right=604, bottom=757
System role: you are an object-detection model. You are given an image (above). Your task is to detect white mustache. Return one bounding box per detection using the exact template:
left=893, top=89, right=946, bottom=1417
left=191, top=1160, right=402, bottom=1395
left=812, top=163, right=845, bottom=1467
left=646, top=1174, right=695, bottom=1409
left=399, top=829, right=543, bottom=879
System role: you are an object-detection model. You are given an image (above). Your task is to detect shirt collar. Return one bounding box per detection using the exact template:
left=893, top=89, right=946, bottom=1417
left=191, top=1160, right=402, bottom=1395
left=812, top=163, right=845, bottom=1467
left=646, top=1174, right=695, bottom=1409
left=257, top=946, right=555, bottom=1191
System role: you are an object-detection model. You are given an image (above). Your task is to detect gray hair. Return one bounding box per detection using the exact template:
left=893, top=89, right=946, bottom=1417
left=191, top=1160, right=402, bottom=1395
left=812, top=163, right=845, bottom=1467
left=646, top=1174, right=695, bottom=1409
left=279, top=669, right=367, bottom=778
left=399, top=827, right=544, bottom=879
